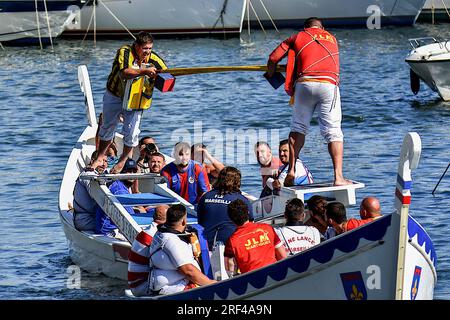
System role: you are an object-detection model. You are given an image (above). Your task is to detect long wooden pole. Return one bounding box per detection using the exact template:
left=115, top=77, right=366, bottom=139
left=159, top=64, right=286, bottom=76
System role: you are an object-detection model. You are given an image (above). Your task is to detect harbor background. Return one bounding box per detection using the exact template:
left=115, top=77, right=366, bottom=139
left=0, top=23, right=449, bottom=299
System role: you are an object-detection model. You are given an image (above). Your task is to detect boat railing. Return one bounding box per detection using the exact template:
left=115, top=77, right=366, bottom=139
left=409, top=37, right=450, bottom=51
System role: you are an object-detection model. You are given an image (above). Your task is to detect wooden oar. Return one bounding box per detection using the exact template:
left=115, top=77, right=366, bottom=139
left=159, top=64, right=286, bottom=76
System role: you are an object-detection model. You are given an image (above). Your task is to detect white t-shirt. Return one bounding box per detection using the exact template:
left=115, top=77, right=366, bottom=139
left=149, top=231, right=200, bottom=294
left=266, top=159, right=314, bottom=190
left=275, top=224, right=321, bottom=255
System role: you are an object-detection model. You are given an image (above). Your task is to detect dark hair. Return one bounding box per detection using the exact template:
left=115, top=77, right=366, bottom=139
left=284, top=198, right=304, bottom=222
left=279, top=139, right=289, bottom=147
left=228, top=199, right=249, bottom=226
left=150, top=152, right=165, bottom=161
left=304, top=17, right=322, bottom=28
left=135, top=31, right=154, bottom=45
left=214, top=166, right=241, bottom=194
left=326, top=202, right=347, bottom=224
left=307, top=195, right=327, bottom=216
left=165, top=204, right=186, bottom=227
left=139, top=136, right=155, bottom=146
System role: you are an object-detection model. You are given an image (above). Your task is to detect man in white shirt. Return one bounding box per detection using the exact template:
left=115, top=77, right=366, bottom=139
left=148, top=204, right=216, bottom=295
left=275, top=198, right=321, bottom=255
left=266, top=139, right=314, bottom=192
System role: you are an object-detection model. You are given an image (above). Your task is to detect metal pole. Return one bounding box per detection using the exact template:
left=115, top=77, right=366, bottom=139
left=432, top=162, right=450, bottom=195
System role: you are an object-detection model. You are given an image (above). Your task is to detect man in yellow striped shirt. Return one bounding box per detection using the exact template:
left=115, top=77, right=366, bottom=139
left=95, top=31, right=167, bottom=173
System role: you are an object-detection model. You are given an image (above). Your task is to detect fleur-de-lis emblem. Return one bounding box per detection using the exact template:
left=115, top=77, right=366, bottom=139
left=350, top=284, right=364, bottom=300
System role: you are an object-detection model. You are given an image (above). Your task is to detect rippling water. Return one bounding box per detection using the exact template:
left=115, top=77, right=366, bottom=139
left=0, top=23, right=449, bottom=300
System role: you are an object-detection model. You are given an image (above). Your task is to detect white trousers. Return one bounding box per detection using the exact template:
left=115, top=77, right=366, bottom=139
left=291, top=81, right=343, bottom=143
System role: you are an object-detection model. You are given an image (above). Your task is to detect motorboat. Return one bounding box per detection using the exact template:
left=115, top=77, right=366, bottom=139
left=0, top=0, right=82, bottom=45
left=244, top=0, right=428, bottom=28
left=406, top=37, right=450, bottom=101
left=58, top=64, right=437, bottom=299
left=62, top=0, right=246, bottom=37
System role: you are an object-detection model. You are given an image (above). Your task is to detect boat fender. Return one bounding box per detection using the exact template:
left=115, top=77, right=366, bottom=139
left=410, top=69, right=420, bottom=95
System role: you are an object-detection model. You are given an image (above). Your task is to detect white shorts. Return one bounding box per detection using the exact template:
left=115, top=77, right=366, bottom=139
left=98, top=90, right=143, bottom=147
left=291, top=81, right=343, bottom=143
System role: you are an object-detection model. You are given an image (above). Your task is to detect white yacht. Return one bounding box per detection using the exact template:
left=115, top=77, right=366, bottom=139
left=406, top=37, right=450, bottom=101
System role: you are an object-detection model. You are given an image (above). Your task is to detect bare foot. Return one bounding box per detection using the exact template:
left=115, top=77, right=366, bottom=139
left=333, top=178, right=353, bottom=186
left=284, top=173, right=295, bottom=187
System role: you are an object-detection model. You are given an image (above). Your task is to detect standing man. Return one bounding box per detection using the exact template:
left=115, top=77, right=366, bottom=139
left=267, top=17, right=350, bottom=186
left=95, top=31, right=167, bottom=173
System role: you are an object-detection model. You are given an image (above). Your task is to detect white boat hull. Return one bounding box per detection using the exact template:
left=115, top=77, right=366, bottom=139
left=0, top=1, right=79, bottom=43
left=245, top=0, right=427, bottom=27
left=406, top=40, right=450, bottom=101
left=63, top=0, right=246, bottom=36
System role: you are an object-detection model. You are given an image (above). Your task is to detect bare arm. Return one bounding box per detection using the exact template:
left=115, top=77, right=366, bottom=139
left=275, top=245, right=287, bottom=260
left=178, top=264, right=217, bottom=286
left=202, top=148, right=225, bottom=174
left=225, top=257, right=237, bottom=274
left=120, top=66, right=157, bottom=80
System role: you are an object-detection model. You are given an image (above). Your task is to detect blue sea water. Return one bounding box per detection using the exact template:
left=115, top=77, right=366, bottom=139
left=0, top=23, right=449, bottom=300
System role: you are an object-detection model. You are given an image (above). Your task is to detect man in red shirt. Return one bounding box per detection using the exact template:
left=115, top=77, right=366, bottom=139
left=266, top=17, right=350, bottom=187
left=225, top=199, right=286, bottom=274
left=326, top=202, right=370, bottom=235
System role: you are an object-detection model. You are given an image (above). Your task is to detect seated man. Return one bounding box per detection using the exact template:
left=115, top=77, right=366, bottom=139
left=266, top=139, right=314, bottom=193
left=326, top=202, right=371, bottom=235
left=254, top=141, right=282, bottom=198
left=128, top=204, right=168, bottom=297
left=73, top=151, right=108, bottom=231
left=161, top=142, right=210, bottom=205
left=197, top=166, right=254, bottom=251
left=225, top=199, right=286, bottom=274
left=148, top=204, right=216, bottom=295
left=305, top=195, right=335, bottom=240
left=136, top=141, right=159, bottom=173
left=191, top=143, right=225, bottom=187
left=359, top=197, right=382, bottom=221
left=95, top=158, right=138, bottom=237
left=275, top=198, right=320, bottom=255
left=148, top=152, right=166, bottom=174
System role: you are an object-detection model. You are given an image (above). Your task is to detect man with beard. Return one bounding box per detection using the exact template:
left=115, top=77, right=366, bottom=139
left=160, top=142, right=210, bottom=205
left=95, top=158, right=139, bottom=238
left=266, top=139, right=314, bottom=193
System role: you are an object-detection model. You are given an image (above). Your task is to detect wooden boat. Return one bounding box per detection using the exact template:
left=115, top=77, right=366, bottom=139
left=406, top=37, right=450, bottom=101
left=0, top=0, right=82, bottom=44
left=59, top=65, right=436, bottom=300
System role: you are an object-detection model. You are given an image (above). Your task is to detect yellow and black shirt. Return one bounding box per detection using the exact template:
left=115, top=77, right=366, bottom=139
left=106, top=44, right=167, bottom=98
